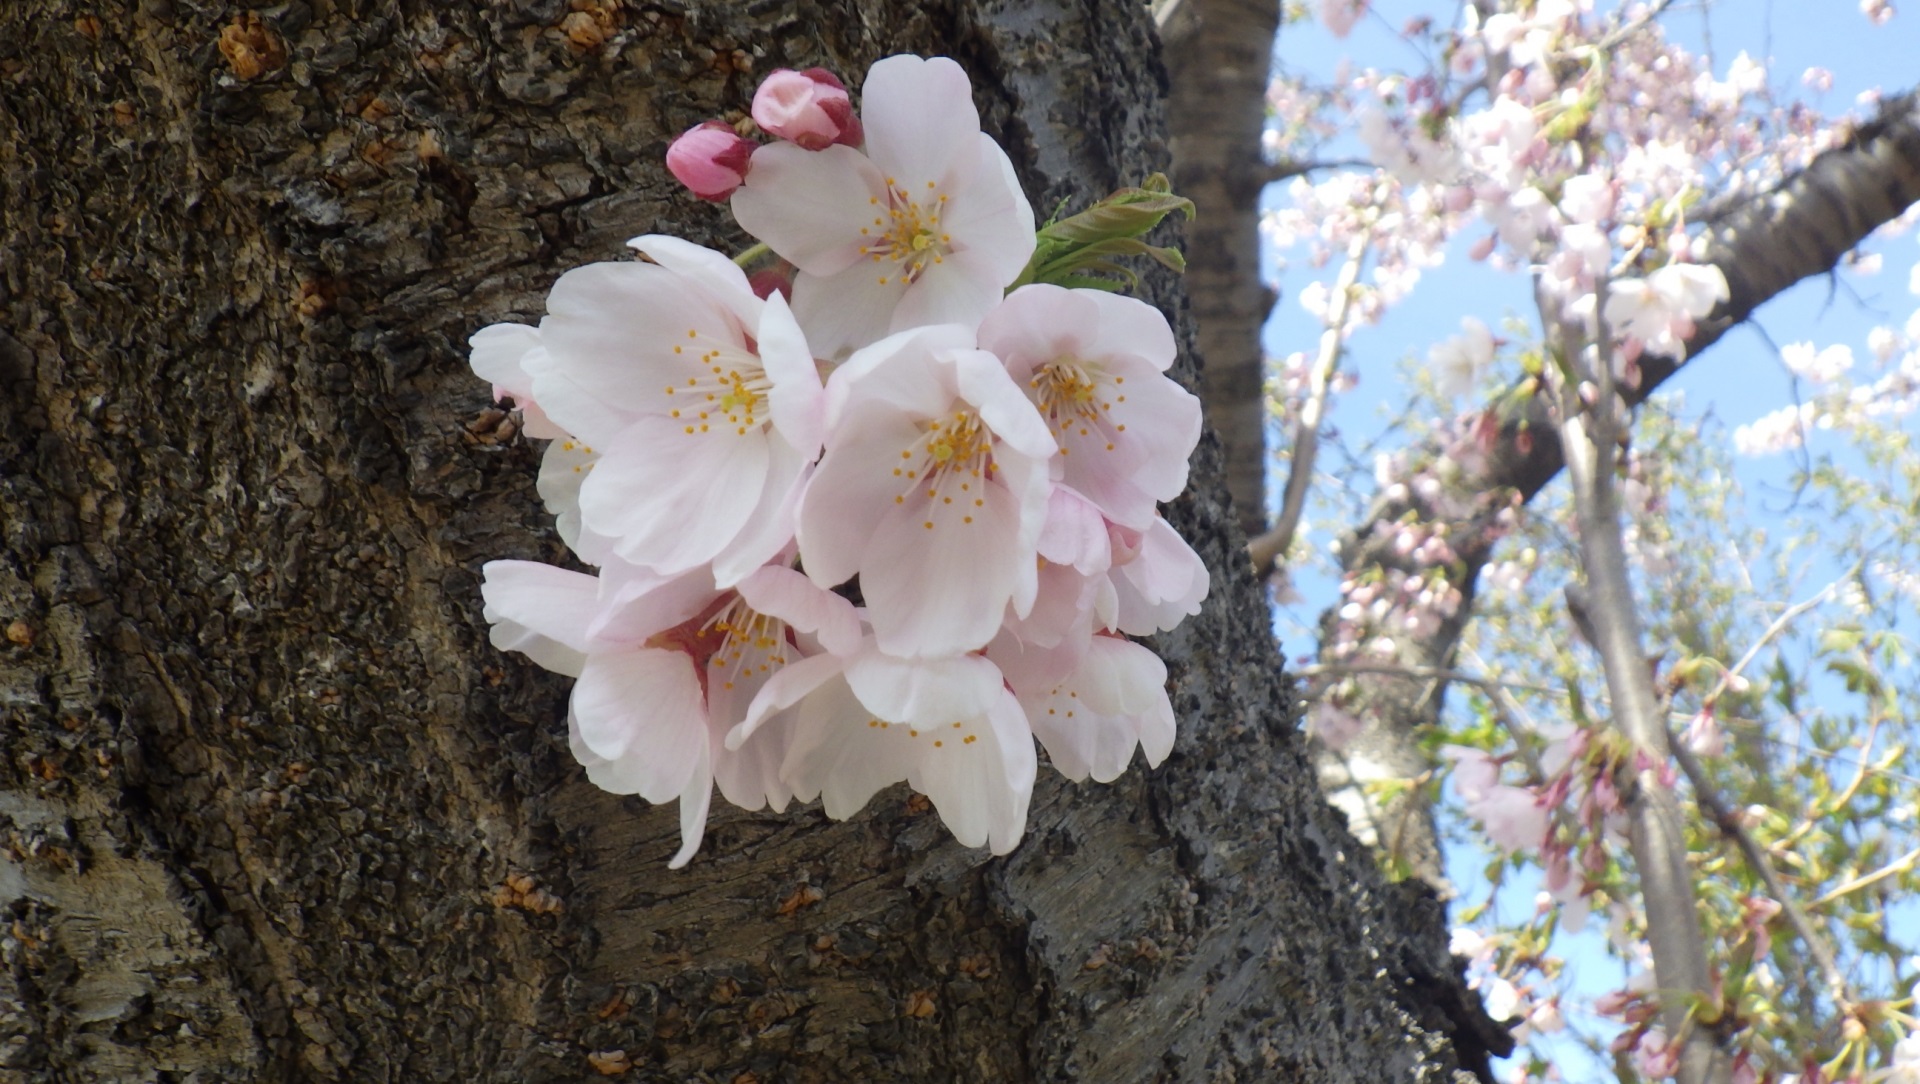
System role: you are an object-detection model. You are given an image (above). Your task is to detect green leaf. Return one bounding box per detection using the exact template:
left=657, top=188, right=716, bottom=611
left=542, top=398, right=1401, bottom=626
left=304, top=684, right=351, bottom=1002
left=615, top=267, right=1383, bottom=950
left=1013, top=173, right=1195, bottom=292
left=1817, top=627, right=1865, bottom=656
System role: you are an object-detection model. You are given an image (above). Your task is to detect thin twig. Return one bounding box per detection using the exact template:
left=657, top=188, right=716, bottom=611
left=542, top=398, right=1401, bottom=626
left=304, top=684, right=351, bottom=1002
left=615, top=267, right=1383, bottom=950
left=1250, top=228, right=1372, bottom=576
left=1779, top=719, right=1882, bottom=850
left=1810, top=846, right=1920, bottom=910
left=1548, top=276, right=1727, bottom=1084
left=1594, top=0, right=1677, bottom=52
left=1701, top=564, right=1861, bottom=708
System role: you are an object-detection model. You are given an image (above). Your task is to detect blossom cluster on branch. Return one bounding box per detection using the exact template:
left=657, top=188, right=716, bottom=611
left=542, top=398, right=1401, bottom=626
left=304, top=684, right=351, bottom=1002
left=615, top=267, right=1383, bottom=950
left=469, top=56, right=1206, bottom=867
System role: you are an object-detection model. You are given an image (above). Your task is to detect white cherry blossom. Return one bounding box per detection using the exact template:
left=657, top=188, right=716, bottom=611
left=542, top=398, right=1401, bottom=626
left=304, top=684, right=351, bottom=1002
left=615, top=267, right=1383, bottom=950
left=531, top=236, right=824, bottom=585
left=731, top=55, right=1036, bottom=358
left=1013, top=633, right=1176, bottom=784
left=978, top=285, right=1203, bottom=529
left=798, top=324, right=1056, bottom=658
left=730, top=641, right=1037, bottom=854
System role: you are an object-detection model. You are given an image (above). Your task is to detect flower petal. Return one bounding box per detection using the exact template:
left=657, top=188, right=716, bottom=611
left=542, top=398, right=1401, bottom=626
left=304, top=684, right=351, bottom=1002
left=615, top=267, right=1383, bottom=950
left=731, top=143, right=887, bottom=276
left=710, top=438, right=805, bottom=588
left=977, top=285, right=1100, bottom=381
left=861, top=473, right=1027, bottom=657
left=541, top=262, right=739, bottom=415
left=953, top=349, right=1057, bottom=461
left=934, top=135, right=1036, bottom=283
left=1082, top=291, right=1178, bottom=374
left=822, top=324, right=977, bottom=429
left=860, top=56, right=981, bottom=188
left=758, top=290, right=827, bottom=458
left=571, top=649, right=706, bottom=803
left=1113, top=518, right=1210, bottom=634
left=844, top=648, right=1003, bottom=724
left=481, top=559, right=603, bottom=668
left=729, top=651, right=846, bottom=751
left=1037, top=485, right=1114, bottom=573
left=580, top=415, right=772, bottom=576
left=784, top=676, right=920, bottom=817
left=625, top=234, right=762, bottom=327
left=469, top=322, right=542, bottom=400
left=908, top=689, right=1035, bottom=853
left=795, top=406, right=929, bottom=588
left=791, top=261, right=911, bottom=362
left=519, top=346, right=637, bottom=446
left=667, top=739, right=714, bottom=869
left=887, top=253, right=1008, bottom=336
left=736, top=565, right=863, bottom=657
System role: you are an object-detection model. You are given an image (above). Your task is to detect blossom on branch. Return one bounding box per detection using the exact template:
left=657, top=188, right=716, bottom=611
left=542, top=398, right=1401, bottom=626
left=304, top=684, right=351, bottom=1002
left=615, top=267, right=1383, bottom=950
left=468, top=52, right=1206, bottom=868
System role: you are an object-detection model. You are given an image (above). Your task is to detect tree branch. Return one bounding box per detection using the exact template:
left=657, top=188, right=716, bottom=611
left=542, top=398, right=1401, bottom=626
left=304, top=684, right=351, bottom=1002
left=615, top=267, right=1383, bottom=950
left=1547, top=291, right=1727, bottom=1084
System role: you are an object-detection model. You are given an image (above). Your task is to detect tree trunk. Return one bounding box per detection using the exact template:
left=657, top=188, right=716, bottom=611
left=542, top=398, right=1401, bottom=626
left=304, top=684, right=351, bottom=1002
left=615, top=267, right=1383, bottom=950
left=1161, top=0, right=1279, bottom=539
left=0, top=3, right=1501, bottom=1080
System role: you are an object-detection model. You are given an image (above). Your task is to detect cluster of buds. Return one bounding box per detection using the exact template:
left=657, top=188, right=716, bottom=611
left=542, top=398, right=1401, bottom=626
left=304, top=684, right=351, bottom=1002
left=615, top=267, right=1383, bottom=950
left=665, top=67, right=864, bottom=201
left=471, top=56, right=1206, bottom=866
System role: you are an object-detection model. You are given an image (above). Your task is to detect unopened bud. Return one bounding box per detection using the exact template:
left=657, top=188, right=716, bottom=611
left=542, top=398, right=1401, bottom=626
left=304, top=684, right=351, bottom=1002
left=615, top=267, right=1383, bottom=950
left=752, top=68, right=863, bottom=151
left=666, top=121, right=755, bottom=201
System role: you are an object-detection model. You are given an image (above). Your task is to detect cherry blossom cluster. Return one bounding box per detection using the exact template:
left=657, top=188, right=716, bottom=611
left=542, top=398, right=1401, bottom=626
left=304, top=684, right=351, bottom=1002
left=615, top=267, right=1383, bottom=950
left=470, top=56, right=1207, bottom=867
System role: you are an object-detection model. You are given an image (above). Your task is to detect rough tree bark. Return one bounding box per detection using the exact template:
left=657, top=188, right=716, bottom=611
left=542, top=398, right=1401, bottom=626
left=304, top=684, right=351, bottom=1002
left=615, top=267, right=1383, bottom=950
left=0, top=2, right=1503, bottom=1081
left=1306, top=94, right=1920, bottom=888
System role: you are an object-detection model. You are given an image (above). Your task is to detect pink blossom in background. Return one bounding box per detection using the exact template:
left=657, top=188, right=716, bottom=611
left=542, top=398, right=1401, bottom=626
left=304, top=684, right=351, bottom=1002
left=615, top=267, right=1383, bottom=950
left=1602, top=262, right=1729, bottom=359
left=1633, top=1029, right=1679, bottom=1080
left=1318, top=0, right=1367, bottom=38
left=1472, top=784, right=1551, bottom=854
left=1429, top=315, right=1495, bottom=398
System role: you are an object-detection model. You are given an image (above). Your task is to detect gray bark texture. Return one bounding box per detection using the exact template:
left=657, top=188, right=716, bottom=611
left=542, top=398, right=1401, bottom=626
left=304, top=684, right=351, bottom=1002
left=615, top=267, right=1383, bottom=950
left=0, top=2, right=1503, bottom=1081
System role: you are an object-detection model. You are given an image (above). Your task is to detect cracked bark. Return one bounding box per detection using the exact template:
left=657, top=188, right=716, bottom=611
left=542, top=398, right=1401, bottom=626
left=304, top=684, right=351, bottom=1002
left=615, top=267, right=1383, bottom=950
left=1308, top=94, right=1920, bottom=889
left=0, top=2, right=1500, bottom=1081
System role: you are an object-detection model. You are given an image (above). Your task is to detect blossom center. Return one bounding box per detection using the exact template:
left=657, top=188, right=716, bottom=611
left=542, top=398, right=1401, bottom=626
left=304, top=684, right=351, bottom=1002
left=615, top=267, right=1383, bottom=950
left=665, top=327, right=773, bottom=437
left=1031, top=357, right=1126, bottom=454
left=889, top=408, right=994, bottom=530
left=861, top=178, right=953, bottom=286
left=701, top=597, right=791, bottom=692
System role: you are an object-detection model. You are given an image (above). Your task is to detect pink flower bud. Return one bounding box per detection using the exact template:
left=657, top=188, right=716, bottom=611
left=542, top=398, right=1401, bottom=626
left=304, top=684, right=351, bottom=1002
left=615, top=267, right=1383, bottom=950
left=751, top=68, right=864, bottom=151
left=666, top=121, right=755, bottom=201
